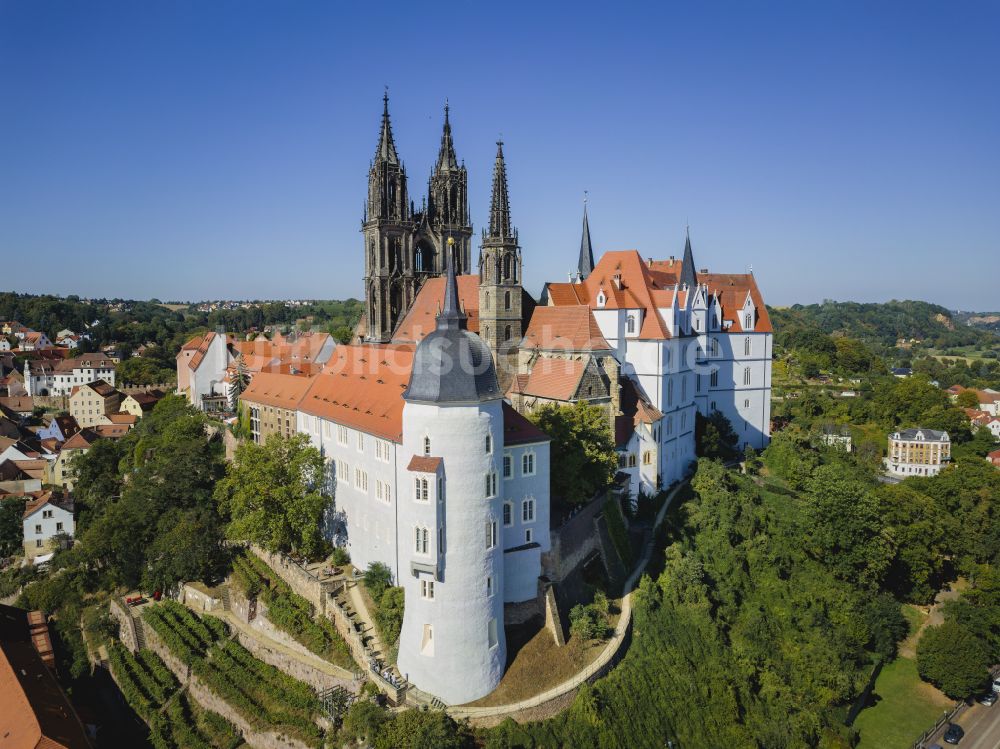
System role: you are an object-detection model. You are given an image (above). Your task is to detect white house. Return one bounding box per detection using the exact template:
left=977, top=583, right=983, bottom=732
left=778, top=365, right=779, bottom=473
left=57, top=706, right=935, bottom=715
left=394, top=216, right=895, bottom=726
left=22, top=493, right=74, bottom=561
left=885, top=428, right=951, bottom=478
left=24, top=356, right=117, bottom=397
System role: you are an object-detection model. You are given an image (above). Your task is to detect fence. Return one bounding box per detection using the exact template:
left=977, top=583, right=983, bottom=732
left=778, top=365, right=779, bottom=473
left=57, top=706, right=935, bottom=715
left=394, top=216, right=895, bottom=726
left=910, top=665, right=1000, bottom=749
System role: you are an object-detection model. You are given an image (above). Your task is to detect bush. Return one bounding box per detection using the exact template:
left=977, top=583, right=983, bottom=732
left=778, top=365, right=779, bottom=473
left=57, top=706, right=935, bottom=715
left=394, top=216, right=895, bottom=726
left=341, top=699, right=388, bottom=744
left=331, top=546, right=351, bottom=566
left=364, top=562, right=393, bottom=600
left=569, top=604, right=607, bottom=642
left=374, top=587, right=405, bottom=646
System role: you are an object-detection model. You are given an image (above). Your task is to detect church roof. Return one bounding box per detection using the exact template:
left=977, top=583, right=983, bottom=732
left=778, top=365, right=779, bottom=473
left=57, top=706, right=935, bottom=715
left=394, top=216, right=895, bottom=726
left=486, top=141, right=513, bottom=239
left=392, top=274, right=482, bottom=343
left=434, top=102, right=459, bottom=172
left=403, top=251, right=502, bottom=406
left=374, top=92, right=399, bottom=165
left=577, top=202, right=595, bottom=279
left=509, top=358, right=588, bottom=401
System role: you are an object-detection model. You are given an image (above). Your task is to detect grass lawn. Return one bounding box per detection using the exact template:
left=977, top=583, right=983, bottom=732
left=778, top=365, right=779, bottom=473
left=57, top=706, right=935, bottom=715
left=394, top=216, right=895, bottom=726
left=854, top=657, right=952, bottom=749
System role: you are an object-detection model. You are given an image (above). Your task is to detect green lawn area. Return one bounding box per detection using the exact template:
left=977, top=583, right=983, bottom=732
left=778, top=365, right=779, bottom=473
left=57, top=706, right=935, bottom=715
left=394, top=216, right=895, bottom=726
left=854, top=657, right=952, bottom=749
left=902, top=604, right=926, bottom=639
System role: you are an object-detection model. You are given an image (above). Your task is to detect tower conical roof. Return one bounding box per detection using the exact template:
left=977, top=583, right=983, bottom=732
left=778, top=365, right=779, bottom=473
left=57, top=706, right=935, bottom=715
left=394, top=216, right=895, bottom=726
left=438, top=240, right=466, bottom=331
left=578, top=198, right=595, bottom=280
left=487, top=141, right=512, bottom=239
left=435, top=101, right=459, bottom=172
left=374, top=91, right=399, bottom=165
left=680, top=228, right=697, bottom=289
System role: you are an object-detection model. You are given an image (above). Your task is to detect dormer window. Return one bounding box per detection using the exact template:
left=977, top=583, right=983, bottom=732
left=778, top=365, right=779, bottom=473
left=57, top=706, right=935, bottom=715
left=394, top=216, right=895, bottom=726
left=626, top=315, right=636, bottom=334
left=744, top=313, right=753, bottom=329
left=596, top=289, right=606, bottom=308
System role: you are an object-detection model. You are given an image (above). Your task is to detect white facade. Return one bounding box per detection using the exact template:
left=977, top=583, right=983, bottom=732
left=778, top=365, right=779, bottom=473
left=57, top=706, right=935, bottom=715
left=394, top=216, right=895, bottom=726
left=22, top=501, right=74, bottom=559
left=25, top=358, right=117, bottom=397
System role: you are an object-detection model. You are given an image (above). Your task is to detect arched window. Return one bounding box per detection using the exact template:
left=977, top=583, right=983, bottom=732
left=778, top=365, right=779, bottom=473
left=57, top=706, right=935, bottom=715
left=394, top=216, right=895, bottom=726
left=743, top=367, right=751, bottom=386
left=504, top=290, right=511, bottom=310
left=643, top=451, right=652, bottom=465
left=627, top=454, right=637, bottom=468
left=423, top=436, right=431, bottom=456
left=745, top=313, right=752, bottom=329
left=667, top=379, right=674, bottom=406
left=485, top=291, right=490, bottom=309
left=744, top=337, right=752, bottom=356
left=485, top=434, right=492, bottom=454
left=504, top=325, right=511, bottom=341
left=627, top=316, right=636, bottom=334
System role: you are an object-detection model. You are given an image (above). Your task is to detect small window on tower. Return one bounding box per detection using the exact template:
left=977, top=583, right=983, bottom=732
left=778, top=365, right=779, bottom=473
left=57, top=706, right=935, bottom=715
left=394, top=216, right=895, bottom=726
left=504, top=325, right=511, bottom=341
left=504, top=290, right=511, bottom=310
left=423, top=436, right=431, bottom=456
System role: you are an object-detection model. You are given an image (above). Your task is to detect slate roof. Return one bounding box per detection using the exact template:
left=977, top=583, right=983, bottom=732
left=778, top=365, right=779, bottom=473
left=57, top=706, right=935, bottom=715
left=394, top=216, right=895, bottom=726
left=891, top=428, right=950, bottom=441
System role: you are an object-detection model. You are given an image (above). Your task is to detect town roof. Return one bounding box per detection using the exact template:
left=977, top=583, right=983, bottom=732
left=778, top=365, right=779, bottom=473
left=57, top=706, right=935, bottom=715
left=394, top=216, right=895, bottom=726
left=0, top=396, right=34, bottom=413
left=520, top=307, right=611, bottom=352
left=126, top=390, right=165, bottom=411
left=60, top=429, right=99, bottom=451
left=27, top=356, right=116, bottom=374
left=0, top=604, right=92, bottom=749
left=300, top=345, right=415, bottom=441
left=74, top=380, right=119, bottom=398
left=615, top=376, right=662, bottom=447
left=49, top=415, right=80, bottom=437
left=23, top=492, right=73, bottom=520
left=891, top=428, right=950, bottom=442
left=107, top=413, right=137, bottom=426
left=511, top=358, right=588, bottom=401
left=407, top=456, right=443, bottom=473
left=239, top=372, right=314, bottom=410
left=93, top=424, right=130, bottom=439
left=501, top=402, right=550, bottom=445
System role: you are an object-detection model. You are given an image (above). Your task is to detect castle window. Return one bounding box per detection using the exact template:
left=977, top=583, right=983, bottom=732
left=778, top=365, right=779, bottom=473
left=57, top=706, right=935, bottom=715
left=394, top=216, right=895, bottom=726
left=522, top=498, right=535, bottom=523
left=414, top=526, right=429, bottom=555
left=485, top=291, right=490, bottom=308
left=357, top=432, right=364, bottom=452
left=487, top=576, right=494, bottom=597
left=627, top=454, right=637, bottom=468
left=415, top=477, right=429, bottom=502
left=485, top=434, right=493, bottom=454
left=710, top=370, right=719, bottom=387
left=525, top=528, right=533, bottom=544
left=521, top=452, right=535, bottom=476
left=337, top=425, right=349, bottom=446
left=681, top=376, right=687, bottom=401
left=503, top=502, right=513, bottom=526
left=744, top=337, right=752, bottom=356
left=421, top=580, right=435, bottom=600
left=643, top=451, right=652, bottom=466
left=336, top=458, right=349, bottom=482
left=745, top=313, right=753, bottom=329
left=745, top=398, right=751, bottom=408
left=485, top=471, right=498, bottom=498
left=626, top=315, right=635, bottom=334
left=743, top=367, right=751, bottom=386
left=503, top=454, right=512, bottom=478
left=423, top=436, right=431, bottom=456
left=709, top=338, right=720, bottom=357
left=488, top=618, right=498, bottom=649
left=438, top=478, right=444, bottom=503
left=504, top=325, right=511, bottom=341
left=667, top=379, right=674, bottom=407
left=486, top=520, right=498, bottom=549
left=354, top=469, right=368, bottom=493
left=504, top=290, right=511, bottom=310
left=421, top=624, right=434, bottom=656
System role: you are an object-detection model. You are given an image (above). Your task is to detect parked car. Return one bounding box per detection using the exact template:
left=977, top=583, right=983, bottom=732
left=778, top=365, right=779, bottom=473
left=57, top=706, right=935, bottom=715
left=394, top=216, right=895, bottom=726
left=978, top=691, right=998, bottom=706
left=943, top=723, right=964, bottom=745
left=992, top=675, right=1000, bottom=693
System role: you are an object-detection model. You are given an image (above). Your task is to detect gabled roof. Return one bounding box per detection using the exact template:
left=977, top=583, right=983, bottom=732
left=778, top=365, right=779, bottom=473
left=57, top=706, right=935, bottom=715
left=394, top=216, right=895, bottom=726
left=407, top=456, right=442, bottom=473
left=521, top=307, right=611, bottom=352
left=107, top=413, right=137, bottom=426
left=392, top=274, right=482, bottom=343
left=502, top=403, right=550, bottom=445
left=23, top=492, right=73, bottom=520
left=511, top=358, right=588, bottom=402
left=615, top=376, right=662, bottom=447
left=61, top=429, right=100, bottom=451
left=93, top=424, right=129, bottom=439
left=0, top=396, right=33, bottom=413
left=74, top=380, right=119, bottom=399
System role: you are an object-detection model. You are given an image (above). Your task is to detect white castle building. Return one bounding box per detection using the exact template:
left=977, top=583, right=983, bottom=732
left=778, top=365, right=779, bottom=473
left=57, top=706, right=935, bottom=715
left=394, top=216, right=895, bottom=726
left=236, top=99, right=773, bottom=704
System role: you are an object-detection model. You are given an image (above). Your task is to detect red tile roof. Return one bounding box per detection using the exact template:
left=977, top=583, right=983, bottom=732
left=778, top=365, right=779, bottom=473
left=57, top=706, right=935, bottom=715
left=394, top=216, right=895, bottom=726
left=521, top=307, right=611, bottom=352
left=502, top=402, right=550, bottom=445
left=407, top=456, right=442, bottom=472
left=392, top=275, right=482, bottom=343
left=511, top=359, right=588, bottom=401
left=60, top=429, right=99, bottom=451
left=239, top=372, right=314, bottom=411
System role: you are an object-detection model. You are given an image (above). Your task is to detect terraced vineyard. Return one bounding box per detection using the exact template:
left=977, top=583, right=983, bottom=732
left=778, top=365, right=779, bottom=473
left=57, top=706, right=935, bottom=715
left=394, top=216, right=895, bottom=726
left=108, top=641, right=242, bottom=748
left=230, top=550, right=353, bottom=669
left=142, top=600, right=325, bottom=747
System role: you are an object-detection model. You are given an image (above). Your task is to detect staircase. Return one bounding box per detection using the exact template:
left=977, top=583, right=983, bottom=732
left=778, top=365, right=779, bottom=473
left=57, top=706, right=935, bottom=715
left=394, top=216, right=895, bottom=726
left=133, top=617, right=146, bottom=650
left=220, top=586, right=231, bottom=612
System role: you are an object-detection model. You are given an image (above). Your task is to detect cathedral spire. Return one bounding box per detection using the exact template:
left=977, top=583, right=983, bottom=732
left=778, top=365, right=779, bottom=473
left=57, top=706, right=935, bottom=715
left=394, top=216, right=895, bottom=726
left=680, top=226, right=697, bottom=289
left=375, top=89, right=399, bottom=165
left=487, top=140, right=512, bottom=239
left=438, top=238, right=466, bottom=330
left=577, top=194, right=595, bottom=280
left=435, top=100, right=459, bottom=172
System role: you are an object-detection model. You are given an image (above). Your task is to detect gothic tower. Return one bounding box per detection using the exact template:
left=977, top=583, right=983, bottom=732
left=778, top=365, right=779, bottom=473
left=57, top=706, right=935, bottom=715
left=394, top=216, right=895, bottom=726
left=363, top=93, right=418, bottom=342
left=423, top=103, right=473, bottom=275
left=478, top=141, right=523, bottom=389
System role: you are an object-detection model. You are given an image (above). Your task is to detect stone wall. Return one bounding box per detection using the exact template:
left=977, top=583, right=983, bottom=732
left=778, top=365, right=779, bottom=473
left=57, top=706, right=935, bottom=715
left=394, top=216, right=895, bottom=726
left=542, top=491, right=608, bottom=583
left=109, top=598, right=137, bottom=653
left=541, top=581, right=565, bottom=647
left=249, top=544, right=337, bottom=616
left=233, top=628, right=357, bottom=693
left=181, top=584, right=221, bottom=613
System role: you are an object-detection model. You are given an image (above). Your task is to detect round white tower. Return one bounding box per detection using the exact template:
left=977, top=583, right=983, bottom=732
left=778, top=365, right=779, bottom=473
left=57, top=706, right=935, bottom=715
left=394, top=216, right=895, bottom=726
left=397, top=245, right=507, bottom=704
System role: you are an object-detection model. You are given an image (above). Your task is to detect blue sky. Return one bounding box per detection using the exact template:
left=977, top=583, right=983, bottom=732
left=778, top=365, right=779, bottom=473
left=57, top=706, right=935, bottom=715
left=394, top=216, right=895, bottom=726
left=1, top=1, right=998, bottom=310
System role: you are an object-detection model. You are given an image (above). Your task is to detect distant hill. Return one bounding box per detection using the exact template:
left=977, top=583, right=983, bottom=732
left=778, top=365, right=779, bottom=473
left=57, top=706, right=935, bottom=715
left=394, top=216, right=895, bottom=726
left=953, top=311, right=1000, bottom=335
left=768, top=300, right=998, bottom=350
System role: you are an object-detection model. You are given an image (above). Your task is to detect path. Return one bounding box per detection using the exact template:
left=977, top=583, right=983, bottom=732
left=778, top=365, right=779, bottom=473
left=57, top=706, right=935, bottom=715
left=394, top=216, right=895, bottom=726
left=343, top=580, right=392, bottom=669
left=448, top=478, right=688, bottom=720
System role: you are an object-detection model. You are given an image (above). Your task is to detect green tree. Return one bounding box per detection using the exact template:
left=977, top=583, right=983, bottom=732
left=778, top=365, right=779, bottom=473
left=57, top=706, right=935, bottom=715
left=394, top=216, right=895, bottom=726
left=695, top=410, right=738, bottom=459
left=375, top=709, right=469, bottom=749
left=529, top=401, right=617, bottom=505
left=216, top=433, right=330, bottom=559
left=917, top=620, right=992, bottom=698
left=364, top=561, right=393, bottom=599
left=0, top=496, right=25, bottom=556
left=228, top=354, right=250, bottom=410
left=956, top=389, right=981, bottom=409
left=340, top=699, right=387, bottom=744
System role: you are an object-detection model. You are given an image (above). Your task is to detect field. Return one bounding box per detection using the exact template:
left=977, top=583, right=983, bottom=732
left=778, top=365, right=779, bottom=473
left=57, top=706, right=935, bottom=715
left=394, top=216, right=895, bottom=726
left=853, top=657, right=952, bottom=749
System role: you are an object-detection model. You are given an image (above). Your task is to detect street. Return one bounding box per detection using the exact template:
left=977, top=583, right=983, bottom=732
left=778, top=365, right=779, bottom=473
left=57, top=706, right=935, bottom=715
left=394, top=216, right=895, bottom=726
left=927, top=700, right=1000, bottom=749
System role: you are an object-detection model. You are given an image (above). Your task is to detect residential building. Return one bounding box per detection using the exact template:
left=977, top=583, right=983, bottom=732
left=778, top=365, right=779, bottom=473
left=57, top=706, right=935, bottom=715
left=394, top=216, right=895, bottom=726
left=118, top=389, right=165, bottom=417
left=885, top=428, right=951, bottom=478
left=19, top=332, right=53, bottom=351
left=37, top=415, right=80, bottom=443
left=239, top=373, right=313, bottom=443
left=69, top=380, right=123, bottom=428
left=24, top=357, right=116, bottom=397
left=48, top=429, right=100, bottom=490
left=0, top=603, right=92, bottom=748
left=21, top=493, right=74, bottom=560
